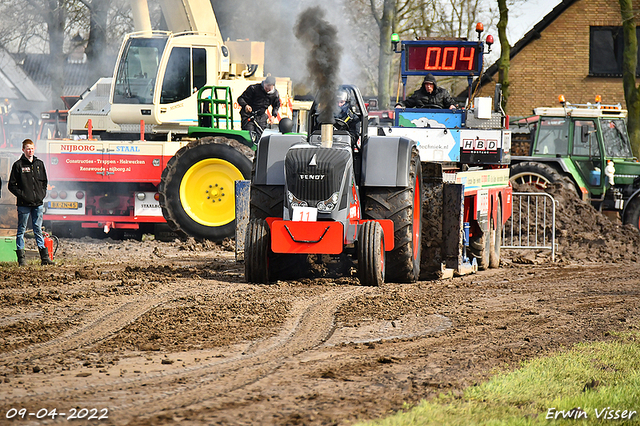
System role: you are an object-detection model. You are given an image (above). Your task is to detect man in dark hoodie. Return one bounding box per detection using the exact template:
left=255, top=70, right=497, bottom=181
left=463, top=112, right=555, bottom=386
left=8, top=138, right=54, bottom=266
left=396, top=73, right=457, bottom=110
left=238, top=75, right=280, bottom=141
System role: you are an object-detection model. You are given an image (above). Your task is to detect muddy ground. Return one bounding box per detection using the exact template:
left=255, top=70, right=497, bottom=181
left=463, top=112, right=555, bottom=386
left=1, top=186, right=640, bottom=425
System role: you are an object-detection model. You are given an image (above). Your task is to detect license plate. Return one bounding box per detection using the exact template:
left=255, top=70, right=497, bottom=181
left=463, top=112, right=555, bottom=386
left=49, top=201, right=79, bottom=209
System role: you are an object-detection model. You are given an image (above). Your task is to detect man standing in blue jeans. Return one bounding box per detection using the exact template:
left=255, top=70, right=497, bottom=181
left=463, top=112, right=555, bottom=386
left=8, top=138, right=54, bottom=266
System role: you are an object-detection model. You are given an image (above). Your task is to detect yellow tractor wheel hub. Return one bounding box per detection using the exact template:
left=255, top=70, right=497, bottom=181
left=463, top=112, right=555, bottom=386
left=179, top=158, right=244, bottom=227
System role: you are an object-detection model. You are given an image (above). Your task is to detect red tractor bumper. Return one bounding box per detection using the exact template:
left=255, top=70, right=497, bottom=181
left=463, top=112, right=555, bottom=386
left=268, top=219, right=395, bottom=255
left=270, top=220, right=344, bottom=254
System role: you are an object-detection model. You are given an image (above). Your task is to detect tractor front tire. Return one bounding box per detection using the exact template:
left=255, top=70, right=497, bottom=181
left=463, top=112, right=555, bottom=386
left=362, top=148, right=422, bottom=283
left=357, top=221, right=385, bottom=287
left=245, top=218, right=270, bottom=284
left=159, top=137, right=253, bottom=241
left=469, top=226, right=490, bottom=270
left=249, top=183, right=307, bottom=282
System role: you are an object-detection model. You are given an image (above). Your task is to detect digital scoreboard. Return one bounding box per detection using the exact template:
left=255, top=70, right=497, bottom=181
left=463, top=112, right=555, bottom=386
left=402, top=40, right=483, bottom=77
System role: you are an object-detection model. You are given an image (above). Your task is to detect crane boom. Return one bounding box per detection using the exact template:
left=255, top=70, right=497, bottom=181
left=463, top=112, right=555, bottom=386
left=157, top=0, right=222, bottom=39
left=130, top=0, right=152, bottom=33
left=130, top=0, right=223, bottom=41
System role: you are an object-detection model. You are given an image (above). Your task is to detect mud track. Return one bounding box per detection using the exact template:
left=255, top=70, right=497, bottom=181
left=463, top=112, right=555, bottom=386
left=1, top=235, right=639, bottom=425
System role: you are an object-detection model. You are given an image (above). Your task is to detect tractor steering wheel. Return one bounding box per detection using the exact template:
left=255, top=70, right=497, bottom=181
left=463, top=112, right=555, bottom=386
left=421, top=103, right=443, bottom=109
left=333, top=118, right=349, bottom=131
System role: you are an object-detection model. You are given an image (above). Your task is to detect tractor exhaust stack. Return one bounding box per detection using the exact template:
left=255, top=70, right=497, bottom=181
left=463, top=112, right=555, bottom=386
left=321, top=124, right=333, bottom=148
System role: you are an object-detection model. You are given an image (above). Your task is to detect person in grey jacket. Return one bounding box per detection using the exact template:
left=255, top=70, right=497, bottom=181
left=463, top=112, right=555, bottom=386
left=8, top=138, right=54, bottom=266
left=396, top=73, right=457, bottom=110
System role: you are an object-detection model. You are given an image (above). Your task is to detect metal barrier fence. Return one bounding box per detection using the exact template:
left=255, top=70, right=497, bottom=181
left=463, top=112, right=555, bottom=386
left=502, top=192, right=557, bottom=261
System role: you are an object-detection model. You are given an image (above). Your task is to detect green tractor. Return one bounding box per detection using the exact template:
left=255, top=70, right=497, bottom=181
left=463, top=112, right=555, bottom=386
left=510, top=97, right=640, bottom=229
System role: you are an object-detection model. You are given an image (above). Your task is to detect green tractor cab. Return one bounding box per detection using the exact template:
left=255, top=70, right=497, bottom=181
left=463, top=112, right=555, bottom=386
left=510, top=97, right=640, bottom=229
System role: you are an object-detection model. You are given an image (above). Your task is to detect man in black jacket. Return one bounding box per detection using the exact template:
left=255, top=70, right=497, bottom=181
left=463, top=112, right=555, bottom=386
left=396, top=73, right=457, bottom=110
left=237, top=76, right=280, bottom=142
left=8, top=139, right=54, bottom=266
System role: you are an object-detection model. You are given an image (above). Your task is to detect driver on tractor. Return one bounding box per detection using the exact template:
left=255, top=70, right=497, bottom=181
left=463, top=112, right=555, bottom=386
left=335, top=88, right=361, bottom=145
left=396, top=73, right=457, bottom=110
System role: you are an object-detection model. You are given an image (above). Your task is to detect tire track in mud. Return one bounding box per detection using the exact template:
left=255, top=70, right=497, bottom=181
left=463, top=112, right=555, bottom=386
left=112, top=286, right=373, bottom=423
left=10, top=286, right=372, bottom=424
left=385, top=265, right=640, bottom=359
left=0, top=281, right=249, bottom=366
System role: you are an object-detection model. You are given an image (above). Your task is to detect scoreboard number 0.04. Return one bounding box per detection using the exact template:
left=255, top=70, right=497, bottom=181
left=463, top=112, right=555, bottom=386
left=406, top=45, right=479, bottom=73
left=425, top=46, right=474, bottom=71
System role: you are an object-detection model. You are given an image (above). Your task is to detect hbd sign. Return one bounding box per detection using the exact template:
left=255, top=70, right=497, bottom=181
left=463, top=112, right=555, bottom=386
left=462, top=138, right=499, bottom=152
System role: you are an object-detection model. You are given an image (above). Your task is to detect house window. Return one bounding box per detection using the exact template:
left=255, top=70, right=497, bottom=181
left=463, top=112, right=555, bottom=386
left=589, top=26, right=640, bottom=77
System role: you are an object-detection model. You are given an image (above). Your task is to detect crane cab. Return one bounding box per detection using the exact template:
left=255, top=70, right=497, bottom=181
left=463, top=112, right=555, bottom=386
left=110, top=31, right=228, bottom=130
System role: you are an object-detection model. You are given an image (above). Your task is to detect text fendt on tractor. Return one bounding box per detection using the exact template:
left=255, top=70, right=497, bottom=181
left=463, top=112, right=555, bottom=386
left=243, top=25, right=513, bottom=285
left=37, top=0, right=302, bottom=241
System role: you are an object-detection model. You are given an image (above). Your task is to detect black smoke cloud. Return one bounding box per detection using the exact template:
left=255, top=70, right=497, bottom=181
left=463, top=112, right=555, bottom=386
left=212, top=0, right=367, bottom=95
left=294, top=6, right=342, bottom=124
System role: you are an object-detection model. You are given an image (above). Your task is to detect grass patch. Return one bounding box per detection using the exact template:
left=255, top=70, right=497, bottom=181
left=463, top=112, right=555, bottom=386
left=356, top=331, right=640, bottom=425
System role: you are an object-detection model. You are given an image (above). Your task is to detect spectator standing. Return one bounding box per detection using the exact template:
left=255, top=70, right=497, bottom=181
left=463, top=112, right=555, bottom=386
left=8, top=139, right=54, bottom=266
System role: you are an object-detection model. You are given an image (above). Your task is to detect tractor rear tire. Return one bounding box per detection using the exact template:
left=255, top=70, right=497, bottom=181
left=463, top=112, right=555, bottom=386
left=357, top=221, right=385, bottom=287
left=159, top=137, right=253, bottom=241
left=489, top=198, right=502, bottom=268
left=244, top=218, right=270, bottom=284
left=510, top=162, right=563, bottom=190
left=249, top=184, right=284, bottom=220
left=623, top=196, right=640, bottom=231
left=362, top=148, right=422, bottom=283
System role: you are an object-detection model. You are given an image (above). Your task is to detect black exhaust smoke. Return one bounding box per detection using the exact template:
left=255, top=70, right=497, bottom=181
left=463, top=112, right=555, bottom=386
left=294, top=6, right=342, bottom=125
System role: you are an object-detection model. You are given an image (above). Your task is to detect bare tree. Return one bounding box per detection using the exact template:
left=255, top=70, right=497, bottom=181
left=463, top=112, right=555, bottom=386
left=0, top=0, right=135, bottom=110
left=347, top=0, right=500, bottom=108
left=25, top=0, right=99, bottom=109
left=432, top=0, right=497, bottom=39
left=619, top=0, right=640, bottom=156
left=41, top=0, right=67, bottom=109
left=497, top=0, right=509, bottom=111
left=78, top=0, right=111, bottom=84
left=0, top=1, right=47, bottom=54
left=369, top=0, right=396, bottom=109
left=345, top=0, right=435, bottom=108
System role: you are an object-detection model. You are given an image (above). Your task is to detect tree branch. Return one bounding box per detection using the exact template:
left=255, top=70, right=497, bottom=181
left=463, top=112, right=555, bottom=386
left=370, top=0, right=382, bottom=29
left=76, top=0, right=92, bottom=11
